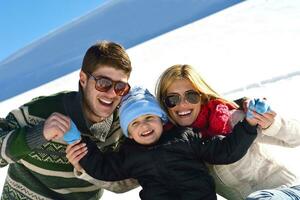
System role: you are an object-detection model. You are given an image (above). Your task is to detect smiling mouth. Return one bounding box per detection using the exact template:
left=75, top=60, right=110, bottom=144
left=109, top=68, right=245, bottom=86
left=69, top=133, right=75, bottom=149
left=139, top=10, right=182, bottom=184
left=98, top=98, right=113, bottom=106
left=177, top=110, right=192, bottom=117
left=141, top=130, right=154, bottom=137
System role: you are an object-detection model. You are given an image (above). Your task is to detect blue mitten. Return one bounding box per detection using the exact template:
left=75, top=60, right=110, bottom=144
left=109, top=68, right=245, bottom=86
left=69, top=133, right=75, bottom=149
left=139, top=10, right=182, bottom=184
left=63, top=120, right=81, bottom=144
left=255, top=99, right=271, bottom=114
left=247, top=98, right=271, bottom=118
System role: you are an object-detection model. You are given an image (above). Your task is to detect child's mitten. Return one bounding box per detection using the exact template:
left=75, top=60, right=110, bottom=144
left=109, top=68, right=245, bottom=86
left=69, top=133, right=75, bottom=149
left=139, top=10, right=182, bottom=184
left=63, top=121, right=81, bottom=144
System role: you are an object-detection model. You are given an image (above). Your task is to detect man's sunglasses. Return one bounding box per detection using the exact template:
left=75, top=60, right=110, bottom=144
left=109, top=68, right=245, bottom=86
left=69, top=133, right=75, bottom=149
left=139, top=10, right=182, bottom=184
left=164, top=90, right=201, bottom=108
left=87, top=72, right=130, bottom=96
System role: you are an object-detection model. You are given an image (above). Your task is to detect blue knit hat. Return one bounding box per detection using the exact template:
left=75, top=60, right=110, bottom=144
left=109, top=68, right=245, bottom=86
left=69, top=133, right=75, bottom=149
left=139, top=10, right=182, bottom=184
left=119, top=86, right=168, bottom=137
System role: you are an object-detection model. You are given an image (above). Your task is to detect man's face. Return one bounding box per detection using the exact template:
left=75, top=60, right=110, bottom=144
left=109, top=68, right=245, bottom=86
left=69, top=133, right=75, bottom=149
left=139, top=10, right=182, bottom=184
left=80, top=66, right=129, bottom=123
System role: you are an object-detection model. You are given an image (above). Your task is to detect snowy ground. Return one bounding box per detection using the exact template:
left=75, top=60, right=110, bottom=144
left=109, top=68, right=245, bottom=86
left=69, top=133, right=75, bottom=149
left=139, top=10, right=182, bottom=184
left=1, top=0, right=300, bottom=199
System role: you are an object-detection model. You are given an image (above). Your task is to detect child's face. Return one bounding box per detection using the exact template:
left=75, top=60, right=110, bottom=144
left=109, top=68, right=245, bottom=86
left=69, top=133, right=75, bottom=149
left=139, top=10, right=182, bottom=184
left=128, top=114, right=163, bottom=145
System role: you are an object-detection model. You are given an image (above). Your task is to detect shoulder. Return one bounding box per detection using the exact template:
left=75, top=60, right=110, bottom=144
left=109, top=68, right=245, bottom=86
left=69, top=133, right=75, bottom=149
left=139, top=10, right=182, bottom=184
left=22, top=91, right=76, bottom=118
left=165, top=126, right=199, bottom=138
left=207, top=99, right=228, bottom=108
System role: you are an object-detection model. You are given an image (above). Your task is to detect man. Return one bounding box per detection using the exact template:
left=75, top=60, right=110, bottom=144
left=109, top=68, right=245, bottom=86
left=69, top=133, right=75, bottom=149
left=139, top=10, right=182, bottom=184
left=0, top=41, right=138, bottom=199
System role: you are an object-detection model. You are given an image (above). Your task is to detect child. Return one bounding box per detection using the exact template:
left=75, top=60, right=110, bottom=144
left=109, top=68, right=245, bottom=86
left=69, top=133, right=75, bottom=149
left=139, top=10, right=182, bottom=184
left=66, top=86, right=258, bottom=200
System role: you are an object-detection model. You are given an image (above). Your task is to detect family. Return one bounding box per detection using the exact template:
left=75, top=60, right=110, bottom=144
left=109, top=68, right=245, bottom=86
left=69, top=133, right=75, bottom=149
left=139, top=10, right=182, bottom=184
left=1, top=41, right=300, bottom=200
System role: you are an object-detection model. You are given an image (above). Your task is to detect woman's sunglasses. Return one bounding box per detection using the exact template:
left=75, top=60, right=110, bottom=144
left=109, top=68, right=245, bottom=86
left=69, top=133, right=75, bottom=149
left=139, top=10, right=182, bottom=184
left=87, top=72, right=130, bottom=96
left=164, top=90, right=201, bottom=108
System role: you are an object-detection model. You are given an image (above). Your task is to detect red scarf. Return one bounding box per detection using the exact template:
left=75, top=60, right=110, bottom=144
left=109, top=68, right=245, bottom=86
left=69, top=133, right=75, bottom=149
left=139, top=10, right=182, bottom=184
left=164, top=99, right=235, bottom=138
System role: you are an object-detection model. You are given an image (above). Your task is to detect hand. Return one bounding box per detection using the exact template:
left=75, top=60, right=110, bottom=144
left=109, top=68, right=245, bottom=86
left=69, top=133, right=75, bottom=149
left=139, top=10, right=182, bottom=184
left=66, top=140, right=87, bottom=172
left=43, top=112, right=70, bottom=141
left=246, top=110, right=276, bottom=129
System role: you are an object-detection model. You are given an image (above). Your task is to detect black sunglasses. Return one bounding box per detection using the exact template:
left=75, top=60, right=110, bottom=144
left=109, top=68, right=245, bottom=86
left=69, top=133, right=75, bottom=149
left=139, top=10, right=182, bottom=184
left=164, top=90, right=201, bottom=108
left=87, top=72, right=130, bottom=96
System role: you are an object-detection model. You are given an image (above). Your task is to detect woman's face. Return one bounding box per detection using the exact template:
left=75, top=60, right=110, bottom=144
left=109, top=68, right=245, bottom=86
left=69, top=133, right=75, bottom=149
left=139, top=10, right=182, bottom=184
left=165, top=79, right=201, bottom=126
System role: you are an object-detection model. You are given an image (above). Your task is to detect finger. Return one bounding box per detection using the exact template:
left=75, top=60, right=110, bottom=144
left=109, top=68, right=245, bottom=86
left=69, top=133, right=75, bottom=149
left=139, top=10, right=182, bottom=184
left=69, top=147, right=88, bottom=162
left=250, top=111, right=265, bottom=121
left=52, top=112, right=70, bottom=123
left=49, top=113, right=71, bottom=130
left=66, top=144, right=87, bottom=159
left=49, top=120, right=71, bottom=138
left=255, top=116, right=272, bottom=128
left=260, top=114, right=275, bottom=124
left=66, top=140, right=81, bottom=153
left=263, top=111, right=276, bottom=119
left=243, top=99, right=250, bottom=112
left=74, top=151, right=88, bottom=164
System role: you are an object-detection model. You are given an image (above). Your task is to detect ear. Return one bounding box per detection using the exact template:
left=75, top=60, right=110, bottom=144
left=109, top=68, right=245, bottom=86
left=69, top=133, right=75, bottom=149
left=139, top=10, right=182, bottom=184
left=79, top=70, right=88, bottom=88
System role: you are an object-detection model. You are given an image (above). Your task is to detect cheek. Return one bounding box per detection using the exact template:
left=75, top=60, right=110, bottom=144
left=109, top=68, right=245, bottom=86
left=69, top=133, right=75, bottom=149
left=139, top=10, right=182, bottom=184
left=168, top=109, right=177, bottom=119
left=168, top=110, right=181, bottom=124
left=114, top=96, right=122, bottom=105
left=193, top=104, right=201, bottom=116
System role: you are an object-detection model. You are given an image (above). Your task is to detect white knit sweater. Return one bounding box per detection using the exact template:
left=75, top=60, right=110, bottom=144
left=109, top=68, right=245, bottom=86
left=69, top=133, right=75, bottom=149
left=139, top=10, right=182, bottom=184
left=210, top=111, right=300, bottom=199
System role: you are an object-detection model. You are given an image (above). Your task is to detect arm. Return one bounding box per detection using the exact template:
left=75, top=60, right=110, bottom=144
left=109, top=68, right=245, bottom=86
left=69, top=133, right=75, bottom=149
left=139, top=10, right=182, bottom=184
left=67, top=141, right=139, bottom=193
left=0, top=99, right=73, bottom=167
left=74, top=169, right=139, bottom=193
left=192, top=119, right=257, bottom=164
left=241, top=98, right=300, bottom=147
left=78, top=137, right=130, bottom=181
left=260, top=114, right=300, bottom=147
left=0, top=109, right=47, bottom=166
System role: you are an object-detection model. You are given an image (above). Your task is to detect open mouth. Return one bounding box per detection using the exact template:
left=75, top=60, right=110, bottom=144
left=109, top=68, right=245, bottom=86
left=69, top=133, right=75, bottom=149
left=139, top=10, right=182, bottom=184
left=177, top=110, right=192, bottom=117
left=140, top=130, right=154, bottom=137
left=98, top=97, right=113, bottom=106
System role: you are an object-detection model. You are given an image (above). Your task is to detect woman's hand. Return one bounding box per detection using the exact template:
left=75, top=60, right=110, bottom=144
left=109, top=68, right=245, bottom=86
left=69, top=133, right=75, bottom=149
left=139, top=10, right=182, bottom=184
left=66, top=140, right=87, bottom=172
left=246, top=110, right=277, bottom=129
left=244, top=98, right=276, bottom=129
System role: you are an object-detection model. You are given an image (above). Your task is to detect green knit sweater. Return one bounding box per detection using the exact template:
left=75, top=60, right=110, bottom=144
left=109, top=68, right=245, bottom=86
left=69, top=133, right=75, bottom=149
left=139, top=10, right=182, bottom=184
left=0, top=91, right=136, bottom=200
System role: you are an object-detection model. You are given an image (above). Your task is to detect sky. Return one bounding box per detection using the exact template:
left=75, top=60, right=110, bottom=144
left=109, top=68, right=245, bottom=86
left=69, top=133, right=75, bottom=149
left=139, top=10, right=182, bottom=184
left=0, top=0, right=106, bottom=62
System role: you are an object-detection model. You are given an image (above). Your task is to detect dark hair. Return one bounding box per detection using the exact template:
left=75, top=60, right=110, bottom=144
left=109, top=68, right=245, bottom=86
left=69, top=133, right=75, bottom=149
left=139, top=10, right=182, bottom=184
left=81, top=41, right=132, bottom=76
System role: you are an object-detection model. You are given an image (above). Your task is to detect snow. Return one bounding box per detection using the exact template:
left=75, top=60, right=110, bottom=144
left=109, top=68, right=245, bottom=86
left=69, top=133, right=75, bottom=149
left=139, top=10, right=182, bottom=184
left=1, top=0, right=300, bottom=199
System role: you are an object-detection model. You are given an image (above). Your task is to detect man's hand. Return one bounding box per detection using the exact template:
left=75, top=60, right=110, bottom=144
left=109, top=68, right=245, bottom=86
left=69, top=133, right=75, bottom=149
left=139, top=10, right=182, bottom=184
left=43, top=112, right=70, bottom=141
left=66, top=140, right=87, bottom=171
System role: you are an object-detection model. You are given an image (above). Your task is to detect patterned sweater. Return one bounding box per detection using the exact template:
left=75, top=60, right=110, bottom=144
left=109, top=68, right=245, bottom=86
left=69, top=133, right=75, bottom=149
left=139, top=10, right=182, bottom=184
left=0, top=91, right=137, bottom=200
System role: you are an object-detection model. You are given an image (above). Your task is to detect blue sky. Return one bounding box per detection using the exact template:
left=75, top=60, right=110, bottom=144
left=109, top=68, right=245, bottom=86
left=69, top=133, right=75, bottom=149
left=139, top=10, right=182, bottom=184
left=0, top=0, right=106, bottom=62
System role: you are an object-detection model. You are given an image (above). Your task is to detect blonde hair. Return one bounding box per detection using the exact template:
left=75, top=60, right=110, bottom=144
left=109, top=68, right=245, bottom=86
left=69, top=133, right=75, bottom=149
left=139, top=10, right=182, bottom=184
left=155, top=64, right=238, bottom=117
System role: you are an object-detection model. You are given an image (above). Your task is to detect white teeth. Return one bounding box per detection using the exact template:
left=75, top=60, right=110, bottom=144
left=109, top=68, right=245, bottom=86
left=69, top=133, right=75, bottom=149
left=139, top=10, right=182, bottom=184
left=178, top=110, right=191, bottom=116
left=141, top=130, right=152, bottom=136
left=99, top=98, right=113, bottom=104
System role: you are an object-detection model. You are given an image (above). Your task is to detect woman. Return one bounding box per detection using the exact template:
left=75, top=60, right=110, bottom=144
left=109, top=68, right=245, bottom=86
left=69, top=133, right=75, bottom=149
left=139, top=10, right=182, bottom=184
left=155, top=64, right=300, bottom=200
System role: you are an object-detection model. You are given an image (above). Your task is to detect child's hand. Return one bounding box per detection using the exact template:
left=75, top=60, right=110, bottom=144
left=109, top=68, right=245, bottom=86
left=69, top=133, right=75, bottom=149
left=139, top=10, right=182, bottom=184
left=66, top=140, right=87, bottom=172
left=63, top=120, right=81, bottom=144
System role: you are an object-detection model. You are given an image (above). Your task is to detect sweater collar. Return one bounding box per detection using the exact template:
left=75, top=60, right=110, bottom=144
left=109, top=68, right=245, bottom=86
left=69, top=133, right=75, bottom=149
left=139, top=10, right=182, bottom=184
left=64, top=84, right=114, bottom=142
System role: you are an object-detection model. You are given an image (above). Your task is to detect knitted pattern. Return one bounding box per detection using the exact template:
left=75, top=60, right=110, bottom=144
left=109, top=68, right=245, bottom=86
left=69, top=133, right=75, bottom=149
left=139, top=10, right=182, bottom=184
left=0, top=91, right=125, bottom=200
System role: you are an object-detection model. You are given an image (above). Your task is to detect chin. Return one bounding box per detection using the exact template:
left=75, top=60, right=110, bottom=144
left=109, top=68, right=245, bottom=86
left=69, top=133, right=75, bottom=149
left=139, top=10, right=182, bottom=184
left=142, top=140, right=157, bottom=146
left=178, top=121, right=193, bottom=127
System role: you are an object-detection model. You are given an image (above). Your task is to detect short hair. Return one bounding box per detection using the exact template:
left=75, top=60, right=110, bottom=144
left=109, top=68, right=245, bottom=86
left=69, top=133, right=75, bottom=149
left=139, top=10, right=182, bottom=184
left=81, top=41, right=132, bottom=76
